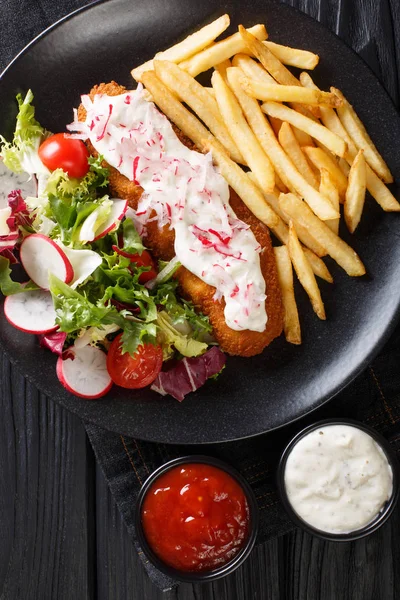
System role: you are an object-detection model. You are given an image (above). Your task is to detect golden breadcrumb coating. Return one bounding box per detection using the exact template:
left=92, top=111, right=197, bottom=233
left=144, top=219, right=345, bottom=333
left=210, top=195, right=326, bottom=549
left=78, top=81, right=283, bottom=356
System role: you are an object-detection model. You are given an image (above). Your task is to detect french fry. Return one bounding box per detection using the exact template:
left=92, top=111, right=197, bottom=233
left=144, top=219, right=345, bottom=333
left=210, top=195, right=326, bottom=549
left=344, top=150, right=367, bottom=233
left=178, top=24, right=267, bottom=77
left=262, top=102, right=347, bottom=157
left=303, top=146, right=348, bottom=199
left=338, top=157, right=351, bottom=177
left=141, top=71, right=217, bottom=152
left=131, top=14, right=230, bottom=82
left=232, top=53, right=276, bottom=84
left=239, top=25, right=321, bottom=118
left=268, top=116, right=283, bottom=137
left=303, top=248, right=333, bottom=283
left=301, top=73, right=400, bottom=211
left=274, top=245, right=302, bottom=344
left=288, top=222, right=326, bottom=319
left=300, top=72, right=357, bottom=156
left=239, top=25, right=299, bottom=86
left=232, top=53, right=318, bottom=124
left=269, top=215, right=290, bottom=245
left=215, top=58, right=232, bottom=78
left=225, top=68, right=339, bottom=221
left=264, top=41, right=319, bottom=70
left=332, top=87, right=393, bottom=183
left=272, top=218, right=333, bottom=283
left=275, top=172, right=289, bottom=193
left=247, top=172, right=326, bottom=256
left=204, top=138, right=279, bottom=229
left=241, top=78, right=340, bottom=107
left=278, top=122, right=319, bottom=188
left=213, top=69, right=275, bottom=192
left=261, top=201, right=332, bottom=283
left=153, top=60, right=244, bottom=164
left=364, top=168, right=400, bottom=212
left=291, top=101, right=321, bottom=121
left=292, top=127, right=314, bottom=147
left=280, top=193, right=366, bottom=276
left=319, top=168, right=340, bottom=235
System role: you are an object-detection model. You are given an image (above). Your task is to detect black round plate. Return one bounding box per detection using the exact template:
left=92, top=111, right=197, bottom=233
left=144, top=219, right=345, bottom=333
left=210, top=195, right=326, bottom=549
left=1, top=0, right=400, bottom=444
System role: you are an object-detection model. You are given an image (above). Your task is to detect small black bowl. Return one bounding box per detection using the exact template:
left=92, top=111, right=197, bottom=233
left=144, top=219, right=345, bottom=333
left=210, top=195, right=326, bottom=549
left=277, top=418, right=399, bottom=542
left=135, top=455, right=259, bottom=583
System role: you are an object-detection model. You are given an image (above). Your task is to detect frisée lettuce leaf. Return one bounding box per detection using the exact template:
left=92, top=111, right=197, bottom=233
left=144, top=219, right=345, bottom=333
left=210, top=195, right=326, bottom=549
left=0, top=90, right=50, bottom=175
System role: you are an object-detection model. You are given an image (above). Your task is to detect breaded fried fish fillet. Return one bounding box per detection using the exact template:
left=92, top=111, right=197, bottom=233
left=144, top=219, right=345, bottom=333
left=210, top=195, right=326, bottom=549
left=78, top=81, right=283, bottom=356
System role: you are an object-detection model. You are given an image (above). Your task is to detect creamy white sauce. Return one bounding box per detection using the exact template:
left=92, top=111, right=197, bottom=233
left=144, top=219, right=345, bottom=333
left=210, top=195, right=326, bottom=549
left=68, top=86, right=267, bottom=332
left=284, top=425, right=393, bottom=534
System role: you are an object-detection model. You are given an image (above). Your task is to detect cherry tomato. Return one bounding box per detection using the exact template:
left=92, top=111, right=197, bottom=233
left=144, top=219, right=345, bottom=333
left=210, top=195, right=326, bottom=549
left=38, top=133, right=89, bottom=178
left=129, top=250, right=157, bottom=283
left=106, top=334, right=163, bottom=389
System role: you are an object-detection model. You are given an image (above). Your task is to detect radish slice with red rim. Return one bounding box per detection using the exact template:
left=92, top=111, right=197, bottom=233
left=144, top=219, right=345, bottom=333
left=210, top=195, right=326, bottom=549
left=4, top=289, right=58, bottom=334
left=56, top=345, right=113, bottom=399
left=20, top=234, right=74, bottom=290
left=79, top=198, right=128, bottom=243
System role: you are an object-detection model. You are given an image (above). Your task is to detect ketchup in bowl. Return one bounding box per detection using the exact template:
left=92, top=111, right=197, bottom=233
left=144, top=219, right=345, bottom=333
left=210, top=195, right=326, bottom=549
left=136, top=457, right=258, bottom=580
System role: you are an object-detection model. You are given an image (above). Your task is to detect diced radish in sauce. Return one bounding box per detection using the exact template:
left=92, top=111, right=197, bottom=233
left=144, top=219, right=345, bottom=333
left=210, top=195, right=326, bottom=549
left=68, top=87, right=267, bottom=333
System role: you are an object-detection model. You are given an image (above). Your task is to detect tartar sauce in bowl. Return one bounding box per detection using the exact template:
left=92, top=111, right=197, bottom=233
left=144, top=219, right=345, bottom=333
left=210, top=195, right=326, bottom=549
left=278, top=420, right=399, bottom=540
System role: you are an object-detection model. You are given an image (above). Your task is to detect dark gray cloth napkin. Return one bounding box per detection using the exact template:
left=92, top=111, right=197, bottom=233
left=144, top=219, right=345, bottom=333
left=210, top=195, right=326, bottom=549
left=2, top=0, right=400, bottom=592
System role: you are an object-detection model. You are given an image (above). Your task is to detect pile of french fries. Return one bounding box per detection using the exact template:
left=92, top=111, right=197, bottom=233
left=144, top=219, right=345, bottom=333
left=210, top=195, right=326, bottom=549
left=130, top=14, right=399, bottom=345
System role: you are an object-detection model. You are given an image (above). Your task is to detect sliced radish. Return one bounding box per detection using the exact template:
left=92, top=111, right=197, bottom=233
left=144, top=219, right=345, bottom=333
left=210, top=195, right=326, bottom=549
left=57, top=242, right=102, bottom=289
left=56, top=345, right=113, bottom=399
left=20, top=234, right=74, bottom=290
left=79, top=198, right=128, bottom=243
left=4, top=289, right=58, bottom=334
left=0, top=159, right=37, bottom=209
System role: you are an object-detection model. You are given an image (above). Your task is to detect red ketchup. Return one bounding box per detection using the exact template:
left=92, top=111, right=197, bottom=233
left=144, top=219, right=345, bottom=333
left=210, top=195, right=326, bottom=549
left=141, top=463, right=250, bottom=572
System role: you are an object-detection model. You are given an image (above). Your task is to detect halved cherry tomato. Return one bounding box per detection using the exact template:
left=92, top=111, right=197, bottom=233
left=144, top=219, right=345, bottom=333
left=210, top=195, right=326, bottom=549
left=106, top=334, right=163, bottom=389
left=131, top=250, right=157, bottom=283
left=127, top=251, right=157, bottom=283
left=113, top=245, right=157, bottom=283
left=38, top=133, right=89, bottom=178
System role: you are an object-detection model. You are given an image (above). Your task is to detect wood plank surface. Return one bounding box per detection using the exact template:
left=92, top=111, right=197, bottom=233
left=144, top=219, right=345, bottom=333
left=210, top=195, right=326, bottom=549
left=1, top=0, right=400, bottom=598
left=0, top=355, right=94, bottom=600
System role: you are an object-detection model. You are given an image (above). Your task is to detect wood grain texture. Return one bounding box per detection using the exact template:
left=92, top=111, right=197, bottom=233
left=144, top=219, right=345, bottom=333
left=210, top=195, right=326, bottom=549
left=0, top=354, right=94, bottom=600
left=1, top=0, right=400, bottom=598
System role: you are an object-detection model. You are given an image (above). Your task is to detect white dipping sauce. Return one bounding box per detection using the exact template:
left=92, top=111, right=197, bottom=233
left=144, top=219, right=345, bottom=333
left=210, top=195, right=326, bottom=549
left=284, top=425, right=393, bottom=534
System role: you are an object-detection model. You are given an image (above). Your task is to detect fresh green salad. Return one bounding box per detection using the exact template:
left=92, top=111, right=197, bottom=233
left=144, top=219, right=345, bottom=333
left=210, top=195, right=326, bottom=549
left=0, top=91, right=225, bottom=401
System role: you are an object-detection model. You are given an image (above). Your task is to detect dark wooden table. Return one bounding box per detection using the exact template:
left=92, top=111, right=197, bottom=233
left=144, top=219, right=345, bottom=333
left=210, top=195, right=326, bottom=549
left=1, top=1, right=400, bottom=598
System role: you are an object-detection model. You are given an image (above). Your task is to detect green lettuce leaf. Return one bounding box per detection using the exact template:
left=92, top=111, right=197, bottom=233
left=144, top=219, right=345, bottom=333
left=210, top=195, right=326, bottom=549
left=120, top=320, right=157, bottom=355
left=49, top=273, right=118, bottom=332
left=49, top=273, right=157, bottom=355
left=44, top=155, right=109, bottom=202
left=152, top=280, right=212, bottom=337
left=0, top=256, right=38, bottom=295
left=0, top=90, right=49, bottom=174
left=157, top=311, right=207, bottom=357
left=120, top=218, right=145, bottom=255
